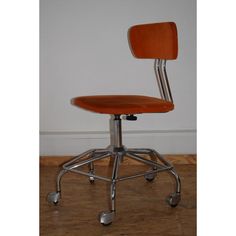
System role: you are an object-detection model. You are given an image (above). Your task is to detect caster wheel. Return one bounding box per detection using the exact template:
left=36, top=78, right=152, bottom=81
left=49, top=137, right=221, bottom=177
left=144, top=172, right=157, bottom=182
left=47, top=192, right=60, bottom=205
left=89, top=176, right=95, bottom=184
left=166, top=192, right=181, bottom=207
left=98, top=211, right=114, bottom=226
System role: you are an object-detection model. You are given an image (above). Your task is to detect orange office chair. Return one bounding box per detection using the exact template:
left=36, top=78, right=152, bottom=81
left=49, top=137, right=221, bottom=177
left=47, top=22, right=181, bottom=225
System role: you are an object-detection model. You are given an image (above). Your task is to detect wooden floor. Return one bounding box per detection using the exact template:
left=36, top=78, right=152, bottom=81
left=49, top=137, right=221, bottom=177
left=40, top=156, right=196, bottom=236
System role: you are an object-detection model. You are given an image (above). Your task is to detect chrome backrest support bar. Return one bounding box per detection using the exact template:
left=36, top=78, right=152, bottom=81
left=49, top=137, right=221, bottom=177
left=154, top=59, right=165, bottom=100
left=163, top=60, right=173, bottom=103
left=154, top=59, right=173, bottom=103
left=157, top=59, right=169, bottom=101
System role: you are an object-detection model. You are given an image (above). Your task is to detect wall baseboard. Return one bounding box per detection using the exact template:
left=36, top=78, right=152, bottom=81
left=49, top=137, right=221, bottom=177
left=40, top=154, right=196, bottom=166
left=40, top=129, right=196, bottom=156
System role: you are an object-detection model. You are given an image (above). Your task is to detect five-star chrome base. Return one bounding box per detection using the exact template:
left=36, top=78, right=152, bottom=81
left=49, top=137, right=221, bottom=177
left=47, top=115, right=181, bottom=226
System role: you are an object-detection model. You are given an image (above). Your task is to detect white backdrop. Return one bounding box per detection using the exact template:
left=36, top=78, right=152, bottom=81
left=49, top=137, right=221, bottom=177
left=40, top=0, right=196, bottom=155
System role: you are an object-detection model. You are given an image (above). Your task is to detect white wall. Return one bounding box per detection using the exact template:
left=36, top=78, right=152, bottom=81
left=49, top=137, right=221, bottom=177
left=40, top=0, right=196, bottom=155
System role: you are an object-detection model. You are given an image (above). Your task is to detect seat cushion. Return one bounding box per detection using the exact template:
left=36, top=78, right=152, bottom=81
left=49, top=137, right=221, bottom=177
left=72, top=95, right=174, bottom=114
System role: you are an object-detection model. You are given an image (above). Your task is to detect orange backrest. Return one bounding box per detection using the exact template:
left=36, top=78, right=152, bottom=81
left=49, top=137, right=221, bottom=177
left=128, top=22, right=178, bottom=60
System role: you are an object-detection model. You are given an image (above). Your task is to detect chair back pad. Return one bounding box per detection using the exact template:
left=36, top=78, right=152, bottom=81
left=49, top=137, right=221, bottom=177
left=128, top=22, right=178, bottom=59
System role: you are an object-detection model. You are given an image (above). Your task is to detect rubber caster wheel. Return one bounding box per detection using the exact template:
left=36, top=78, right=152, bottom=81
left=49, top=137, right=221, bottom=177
left=166, top=192, right=181, bottom=207
left=98, top=211, right=114, bottom=226
left=89, top=176, right=95, bottom=184
left=144, top=172, right=157, bottom=182
left=47, top=192, right=60, bottom=205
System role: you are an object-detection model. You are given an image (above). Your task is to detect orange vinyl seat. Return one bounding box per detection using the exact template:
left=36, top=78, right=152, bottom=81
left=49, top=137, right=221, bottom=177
left=72, top=95, right=174, bottom=114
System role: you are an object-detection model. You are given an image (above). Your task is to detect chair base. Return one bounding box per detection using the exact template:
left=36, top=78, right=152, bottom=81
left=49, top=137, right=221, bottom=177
left=47, top=147, right=181, bottom=225
left=47, top=115, right=181, bottom=225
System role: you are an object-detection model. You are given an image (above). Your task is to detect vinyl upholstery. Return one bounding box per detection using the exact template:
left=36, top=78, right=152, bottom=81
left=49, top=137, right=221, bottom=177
left=72, top=95, right=174, bottom=114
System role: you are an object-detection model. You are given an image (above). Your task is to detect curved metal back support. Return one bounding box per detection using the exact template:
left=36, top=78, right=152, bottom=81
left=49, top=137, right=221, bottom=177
left=154, top=59, right=173, bottom=103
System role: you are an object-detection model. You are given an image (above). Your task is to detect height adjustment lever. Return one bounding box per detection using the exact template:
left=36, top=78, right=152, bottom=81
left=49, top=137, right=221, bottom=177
left=122, top=114, right=137, bottom=121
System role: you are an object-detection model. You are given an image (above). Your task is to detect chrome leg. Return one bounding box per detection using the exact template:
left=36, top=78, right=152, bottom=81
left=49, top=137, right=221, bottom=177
left=164, top=168, right=181, bottom=207
left=47, top=150, right=111, bottom=205
left=98, top=153, right=120, bottom=225
left=145, top=150, right=158, bottom=181
left=47, top=169, right=67, bottom=205
left=169, top=168, right=181, bottom=194
left=145, top=149, right=181, bottom=206
left=88, top=160, right=94, bottom=172
left=88, top=161, right=95, bottom=183
left=148, top=149, right=181, bottom=193
left=125, top=149, right=181, bottom=206
left=110, top=182, right=116, bottom=211
left=110, top=154, right=120, bottom=212
left=56, top=169, right=68, bottom=193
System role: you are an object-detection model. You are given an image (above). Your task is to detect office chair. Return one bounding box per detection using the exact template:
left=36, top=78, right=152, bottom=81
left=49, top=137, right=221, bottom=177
left=47, top=22, right=181, bottom=226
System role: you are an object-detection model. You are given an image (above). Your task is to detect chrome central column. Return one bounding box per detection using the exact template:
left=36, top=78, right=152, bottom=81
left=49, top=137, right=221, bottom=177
left=108, top=115, right=125, bottom=152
